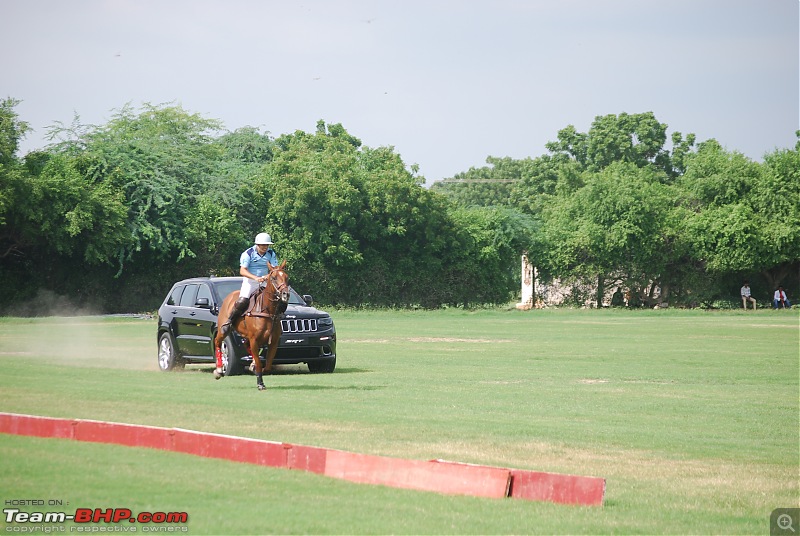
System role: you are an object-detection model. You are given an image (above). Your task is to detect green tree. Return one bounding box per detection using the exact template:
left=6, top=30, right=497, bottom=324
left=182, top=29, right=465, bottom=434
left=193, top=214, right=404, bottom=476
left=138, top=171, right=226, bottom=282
left=260, top=121, right=463, bottom=306
left=544, top=124, right=589, bottom=167
left=0, top=98, right=30, bottom=257
left=445, top=206, right=539, bottom=306
left=264, top=122, right=365, bottom=275
left=0, top=99, right=134, bottom=309
left=215, top=126, right=275, bottom=164
left=758, top=139, right=800, bottom=289
left=21, top=153, right=128, bottom=264
left=541, top=162, right=677, bottom=307
left=47, top=103, right=227, bottom=270
left=431, top=156, right=521, bottom=208
left=184, top=194, right=248, bottom=277
left=511, top=155, right=585, bottom=217
left=0, top=97, right=29, bottom=167
left=0, top=98, right=33, bottom=306
left=680, top=139, right=800, bottom=295
left=544, top=112, right=694, bottom=178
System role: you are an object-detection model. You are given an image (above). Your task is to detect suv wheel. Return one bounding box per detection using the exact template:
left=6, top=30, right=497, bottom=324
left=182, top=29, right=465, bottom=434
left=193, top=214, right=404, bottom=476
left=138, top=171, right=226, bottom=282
left=308, top=357, right=336, bottom=374
left=158, top=332, right=185, bottom=371
left=220, top=335, right=243, bottom=376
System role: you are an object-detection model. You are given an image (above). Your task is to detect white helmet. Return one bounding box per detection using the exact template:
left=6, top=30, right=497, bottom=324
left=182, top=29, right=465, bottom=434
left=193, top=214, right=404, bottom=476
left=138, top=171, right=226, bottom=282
left=254, top=232, right=273, bottom=245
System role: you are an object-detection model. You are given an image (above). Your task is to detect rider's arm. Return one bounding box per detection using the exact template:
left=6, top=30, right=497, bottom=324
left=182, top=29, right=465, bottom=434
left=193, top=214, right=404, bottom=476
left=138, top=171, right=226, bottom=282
left=240, top=266, right=265, bottom=282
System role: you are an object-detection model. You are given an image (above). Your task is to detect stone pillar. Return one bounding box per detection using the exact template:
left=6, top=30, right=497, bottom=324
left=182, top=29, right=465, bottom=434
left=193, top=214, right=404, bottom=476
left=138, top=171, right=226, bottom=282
left=516, top=253, right=535, bottom=310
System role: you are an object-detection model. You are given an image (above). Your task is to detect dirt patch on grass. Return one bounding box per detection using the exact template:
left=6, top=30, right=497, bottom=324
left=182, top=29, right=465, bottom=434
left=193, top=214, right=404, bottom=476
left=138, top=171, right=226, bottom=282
left=348, top=337, right=513, bottom=344
left=407, top=337, right=513, bottom=343
left=479, top=380, right=527, bottom=385
left=743, top=323, right=799, bottom=329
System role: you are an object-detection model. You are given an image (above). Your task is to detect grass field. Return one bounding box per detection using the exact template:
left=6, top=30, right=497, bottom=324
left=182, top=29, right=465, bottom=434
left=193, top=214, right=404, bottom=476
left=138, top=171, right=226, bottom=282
left=0, top=308, right=798, bottom=534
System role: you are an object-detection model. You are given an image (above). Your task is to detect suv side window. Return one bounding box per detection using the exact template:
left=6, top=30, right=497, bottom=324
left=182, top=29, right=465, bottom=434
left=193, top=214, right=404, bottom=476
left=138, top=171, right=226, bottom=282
left=167, top=285, right=184, bottom=306
left=179, top=284, right=199, bottom=307
left=197, top=284, right=213, bottom=305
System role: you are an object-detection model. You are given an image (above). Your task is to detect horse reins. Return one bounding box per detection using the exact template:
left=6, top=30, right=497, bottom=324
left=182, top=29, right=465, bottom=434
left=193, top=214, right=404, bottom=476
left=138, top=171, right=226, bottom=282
left=247, top=271, right=288, bottom=320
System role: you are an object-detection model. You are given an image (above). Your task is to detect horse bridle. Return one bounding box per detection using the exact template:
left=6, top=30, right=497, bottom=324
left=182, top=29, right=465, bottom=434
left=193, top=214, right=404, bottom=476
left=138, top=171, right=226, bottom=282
left=254, top=271, right=289, bottom=316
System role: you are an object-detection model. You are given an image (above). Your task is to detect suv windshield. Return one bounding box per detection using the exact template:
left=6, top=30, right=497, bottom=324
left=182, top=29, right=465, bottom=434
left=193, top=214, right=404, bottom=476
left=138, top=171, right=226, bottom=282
left=213, top=280, right=306, bottom=305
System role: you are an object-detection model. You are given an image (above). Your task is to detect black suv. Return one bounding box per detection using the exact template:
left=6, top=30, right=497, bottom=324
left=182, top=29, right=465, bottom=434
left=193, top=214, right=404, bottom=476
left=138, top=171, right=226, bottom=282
left=157, top=277, right=336, bottom=375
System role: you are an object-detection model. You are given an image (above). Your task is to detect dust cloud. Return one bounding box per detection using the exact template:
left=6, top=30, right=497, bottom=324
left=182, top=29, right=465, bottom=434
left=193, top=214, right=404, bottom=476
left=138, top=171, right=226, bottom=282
left=0, top=292, right=157, bottom=371
left=5, top=289, right=104, bottom=317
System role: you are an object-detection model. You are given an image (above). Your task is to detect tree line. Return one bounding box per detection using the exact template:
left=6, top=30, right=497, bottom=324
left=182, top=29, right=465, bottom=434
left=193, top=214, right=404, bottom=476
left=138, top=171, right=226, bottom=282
left=0, top=99, right=797, bottom=313
left=433, top=112, right=799, bottom=307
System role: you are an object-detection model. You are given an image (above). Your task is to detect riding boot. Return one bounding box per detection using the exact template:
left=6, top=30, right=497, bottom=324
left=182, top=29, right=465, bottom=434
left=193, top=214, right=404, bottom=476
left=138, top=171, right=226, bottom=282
left=220, top=297, right=249, bottom=338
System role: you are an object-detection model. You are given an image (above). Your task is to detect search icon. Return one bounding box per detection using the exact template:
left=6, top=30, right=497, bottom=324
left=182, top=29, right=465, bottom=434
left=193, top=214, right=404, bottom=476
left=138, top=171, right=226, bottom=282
left=778, top=514, right=796, bottom=533
left=773, top=509, right=800, bottom=536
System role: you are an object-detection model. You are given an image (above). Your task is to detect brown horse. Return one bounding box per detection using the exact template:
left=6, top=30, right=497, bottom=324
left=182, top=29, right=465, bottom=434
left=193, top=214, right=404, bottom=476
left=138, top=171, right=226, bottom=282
left=213, top=261, right=290, bottom=390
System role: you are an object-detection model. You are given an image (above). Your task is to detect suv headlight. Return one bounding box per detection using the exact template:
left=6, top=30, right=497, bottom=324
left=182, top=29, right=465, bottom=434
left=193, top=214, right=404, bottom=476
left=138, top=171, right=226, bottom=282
left=318, top=316, right=333, bottom=327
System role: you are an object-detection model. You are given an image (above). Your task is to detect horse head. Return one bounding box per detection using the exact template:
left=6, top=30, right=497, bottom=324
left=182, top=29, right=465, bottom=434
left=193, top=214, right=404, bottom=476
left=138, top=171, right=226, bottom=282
left=267, top=260, right=290, bottom=315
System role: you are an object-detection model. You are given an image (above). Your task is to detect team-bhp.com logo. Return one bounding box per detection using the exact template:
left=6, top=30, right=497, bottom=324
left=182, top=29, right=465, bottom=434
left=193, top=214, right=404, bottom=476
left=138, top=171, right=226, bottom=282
left=4, top=507, right=188, bottom=532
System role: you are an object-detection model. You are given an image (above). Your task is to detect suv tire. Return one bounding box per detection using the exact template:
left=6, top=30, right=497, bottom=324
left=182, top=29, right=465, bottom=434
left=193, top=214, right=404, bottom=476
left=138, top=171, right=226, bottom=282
left=158, top=332, right=185, bottom=371
left=220, top=335, right=243, bottom=376
left=308, top=357, right=336, bottom=374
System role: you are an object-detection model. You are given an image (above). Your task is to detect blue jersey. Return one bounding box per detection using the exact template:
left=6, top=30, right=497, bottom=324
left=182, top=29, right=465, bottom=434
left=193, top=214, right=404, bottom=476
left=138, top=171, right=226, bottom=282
left=239, top=247, right=278, bottom=277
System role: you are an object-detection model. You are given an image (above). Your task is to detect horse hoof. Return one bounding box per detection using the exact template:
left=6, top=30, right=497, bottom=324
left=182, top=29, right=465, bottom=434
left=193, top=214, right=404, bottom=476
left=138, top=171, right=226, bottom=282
left=257, top=384, right=266, bottom=391
left=213, top=367, right=223, bottom=380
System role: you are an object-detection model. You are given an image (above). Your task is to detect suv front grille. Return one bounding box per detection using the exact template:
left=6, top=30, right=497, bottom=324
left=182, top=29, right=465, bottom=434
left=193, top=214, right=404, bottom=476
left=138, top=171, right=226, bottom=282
left=282, top=318, right=317, bottom=333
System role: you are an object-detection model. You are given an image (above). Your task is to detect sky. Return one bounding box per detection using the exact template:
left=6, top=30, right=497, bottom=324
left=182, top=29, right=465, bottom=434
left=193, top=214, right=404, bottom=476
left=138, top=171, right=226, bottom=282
left=2, top=0, right=798, bottom=184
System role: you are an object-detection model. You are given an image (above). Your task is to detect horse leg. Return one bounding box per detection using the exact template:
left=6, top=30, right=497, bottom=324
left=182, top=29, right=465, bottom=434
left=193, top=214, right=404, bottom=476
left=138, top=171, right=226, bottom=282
left=213, top=298, right=236, bottom=380
left=213, top=331, right=225, bottom=380
left=263, top=333, right=280, bottom=376
left=250, top=340, right=265, bottom=391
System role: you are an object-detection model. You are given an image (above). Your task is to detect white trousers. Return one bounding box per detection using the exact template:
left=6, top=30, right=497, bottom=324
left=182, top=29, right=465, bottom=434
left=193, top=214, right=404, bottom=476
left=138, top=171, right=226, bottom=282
left=239, top=278, right=260, bottom=299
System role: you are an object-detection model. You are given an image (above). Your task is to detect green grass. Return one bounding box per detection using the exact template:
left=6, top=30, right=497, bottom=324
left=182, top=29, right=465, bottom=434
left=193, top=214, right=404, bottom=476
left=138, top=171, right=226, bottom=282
left=0, top=308, right=798, bottom=534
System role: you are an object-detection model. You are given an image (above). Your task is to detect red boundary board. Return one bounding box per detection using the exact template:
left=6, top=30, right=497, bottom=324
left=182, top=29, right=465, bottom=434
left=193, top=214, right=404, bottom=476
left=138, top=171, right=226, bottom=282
left=325, top=450, right=512, bottom=498
left=431, top=459, right=606, bottom=506
left=0, top=412, right=604, bottom=506
left=286, top=443, right=328, bottom=474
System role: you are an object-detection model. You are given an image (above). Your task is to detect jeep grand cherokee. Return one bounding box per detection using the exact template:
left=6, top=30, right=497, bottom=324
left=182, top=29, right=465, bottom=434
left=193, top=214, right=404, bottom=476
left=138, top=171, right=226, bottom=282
left=157, top=277, right=336, bottom=375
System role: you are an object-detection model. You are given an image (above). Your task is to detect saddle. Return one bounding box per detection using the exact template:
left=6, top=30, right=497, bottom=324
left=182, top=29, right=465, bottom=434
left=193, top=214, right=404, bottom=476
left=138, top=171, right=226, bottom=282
left=244, top=286, right=266, bottom=316
left=244, top=286, right=287, bottom=318
left=246, top=286, right=264, bottom=312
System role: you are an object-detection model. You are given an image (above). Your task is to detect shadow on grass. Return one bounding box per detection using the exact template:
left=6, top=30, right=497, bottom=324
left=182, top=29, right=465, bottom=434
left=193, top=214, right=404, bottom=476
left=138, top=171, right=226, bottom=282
left=267, top=384, right=385, bottom=391
left=195, top=366, right=373, bottom=376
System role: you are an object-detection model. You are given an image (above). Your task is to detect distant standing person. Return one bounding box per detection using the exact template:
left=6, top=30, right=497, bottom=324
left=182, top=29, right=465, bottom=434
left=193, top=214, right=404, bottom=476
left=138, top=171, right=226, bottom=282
left=773, top=287, right=792, bottom=309
left=740, top=281, right=756, bottom=310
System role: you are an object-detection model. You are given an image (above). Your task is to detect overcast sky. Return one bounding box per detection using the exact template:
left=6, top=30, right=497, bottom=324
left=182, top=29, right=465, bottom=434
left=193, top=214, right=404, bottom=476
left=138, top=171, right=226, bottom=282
left=2, top=0, right=798, bottom=184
